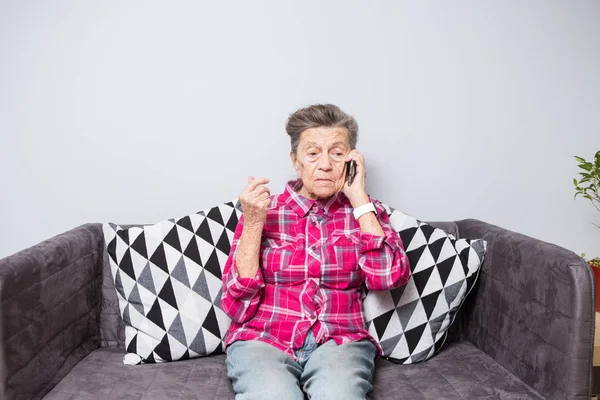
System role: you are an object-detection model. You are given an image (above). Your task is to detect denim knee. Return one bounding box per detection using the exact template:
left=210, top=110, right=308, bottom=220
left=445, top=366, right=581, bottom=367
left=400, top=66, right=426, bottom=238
left=226, top=340, right=304, bottom=400
left=301, top=340, right=377, bottom=400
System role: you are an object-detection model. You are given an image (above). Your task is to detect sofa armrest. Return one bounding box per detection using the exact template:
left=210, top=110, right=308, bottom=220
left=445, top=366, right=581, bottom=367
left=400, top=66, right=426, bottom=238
left=456, top=219, right=593, bottom=400
left=0, top=223, right=103, bottom=400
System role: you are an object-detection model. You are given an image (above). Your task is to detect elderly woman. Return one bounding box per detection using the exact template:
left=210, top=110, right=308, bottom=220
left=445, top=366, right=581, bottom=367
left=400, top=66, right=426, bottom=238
left=221, top=104, right=410, bottom=400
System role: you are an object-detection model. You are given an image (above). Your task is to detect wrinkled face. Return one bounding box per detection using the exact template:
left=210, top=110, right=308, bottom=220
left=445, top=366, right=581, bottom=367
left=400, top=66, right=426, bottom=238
left=290, top=126, right=351, bottom=200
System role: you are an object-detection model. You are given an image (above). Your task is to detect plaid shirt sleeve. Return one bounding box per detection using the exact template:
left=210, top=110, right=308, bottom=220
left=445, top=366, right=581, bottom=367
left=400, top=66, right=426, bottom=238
left=220, top=214, right=265, bottom=324
left=358, top=199, right=410, bottom=291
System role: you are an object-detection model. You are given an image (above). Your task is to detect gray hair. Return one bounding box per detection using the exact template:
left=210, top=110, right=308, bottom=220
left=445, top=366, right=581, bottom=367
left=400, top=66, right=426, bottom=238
left=285, top=104, right=358, bottom=154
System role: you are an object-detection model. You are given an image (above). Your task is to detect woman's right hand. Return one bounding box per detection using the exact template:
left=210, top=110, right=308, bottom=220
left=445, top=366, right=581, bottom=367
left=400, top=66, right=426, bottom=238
left=239, top=176, right=271, bottom=228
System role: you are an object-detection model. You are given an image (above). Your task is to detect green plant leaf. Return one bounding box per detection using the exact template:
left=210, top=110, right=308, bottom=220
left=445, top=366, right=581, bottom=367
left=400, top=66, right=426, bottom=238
left=572, top=151, right=600, bottom=212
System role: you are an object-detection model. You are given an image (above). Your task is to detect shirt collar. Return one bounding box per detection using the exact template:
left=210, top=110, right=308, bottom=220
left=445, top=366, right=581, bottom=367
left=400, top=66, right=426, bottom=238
left=282, top=179, right=347, bottom=218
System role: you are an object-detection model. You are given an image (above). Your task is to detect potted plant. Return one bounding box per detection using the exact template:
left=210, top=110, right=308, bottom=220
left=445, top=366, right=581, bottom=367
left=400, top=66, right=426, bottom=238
left=573, top=150, right=600, bottom=311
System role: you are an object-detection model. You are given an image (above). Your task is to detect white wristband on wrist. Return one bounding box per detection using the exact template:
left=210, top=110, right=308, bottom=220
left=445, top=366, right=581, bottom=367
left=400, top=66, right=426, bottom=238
left=353, top=202, right=377, bottom=220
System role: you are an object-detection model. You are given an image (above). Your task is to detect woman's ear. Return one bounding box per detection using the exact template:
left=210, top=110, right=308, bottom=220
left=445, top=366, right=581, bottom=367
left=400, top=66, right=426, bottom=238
left=290, top=152, right=298, bottom=170
left=290, top=151, right=302, bottom=178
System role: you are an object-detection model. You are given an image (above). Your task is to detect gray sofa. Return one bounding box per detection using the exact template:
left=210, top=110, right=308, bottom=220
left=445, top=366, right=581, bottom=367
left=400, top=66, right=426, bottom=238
left=0, top=219, right=594, bottom=400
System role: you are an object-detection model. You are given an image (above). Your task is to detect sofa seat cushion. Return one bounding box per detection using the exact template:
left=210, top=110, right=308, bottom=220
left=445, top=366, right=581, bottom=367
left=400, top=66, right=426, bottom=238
left=372, top=341, right=544, bottom=399
left=43, top=340, right=543, bottom=399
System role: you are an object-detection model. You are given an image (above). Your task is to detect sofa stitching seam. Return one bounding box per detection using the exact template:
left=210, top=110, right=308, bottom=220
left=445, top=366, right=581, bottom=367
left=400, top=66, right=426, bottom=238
left=1, top=249, right=100, bottom=304
left=480, top=267, right=585, bottom=322
left=3, top=272, right=99, bottom=344
left=470, top=298, right=565, bottom=398
left=479, top=269, right=592, bottom=354
left=8, top=308, right=99, bottom=382
left=572, top=261, right=595, bottom=397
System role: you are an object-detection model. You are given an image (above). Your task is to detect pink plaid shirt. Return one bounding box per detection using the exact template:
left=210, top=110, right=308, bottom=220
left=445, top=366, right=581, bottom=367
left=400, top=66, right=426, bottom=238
left=221, top=179, right=410, bottom=360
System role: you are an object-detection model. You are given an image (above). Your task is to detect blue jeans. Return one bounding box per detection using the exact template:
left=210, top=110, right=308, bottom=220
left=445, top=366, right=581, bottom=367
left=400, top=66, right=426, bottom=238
left=225, top=327, right=378, bottom=400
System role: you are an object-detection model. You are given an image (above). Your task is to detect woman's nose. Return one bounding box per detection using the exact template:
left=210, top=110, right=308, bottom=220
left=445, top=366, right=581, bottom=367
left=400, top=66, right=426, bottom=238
left=318, top=155, right=333, bottom=170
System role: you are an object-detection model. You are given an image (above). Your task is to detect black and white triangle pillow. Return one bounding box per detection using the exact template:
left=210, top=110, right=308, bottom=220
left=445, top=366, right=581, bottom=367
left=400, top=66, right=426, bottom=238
left=363, top=204, right=487, bottom=364
left=102, top=199, right=241, bottom=364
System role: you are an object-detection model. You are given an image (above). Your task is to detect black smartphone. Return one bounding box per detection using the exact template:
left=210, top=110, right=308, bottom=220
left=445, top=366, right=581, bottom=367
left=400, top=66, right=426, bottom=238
left=345, top=160, right=356, bottom=186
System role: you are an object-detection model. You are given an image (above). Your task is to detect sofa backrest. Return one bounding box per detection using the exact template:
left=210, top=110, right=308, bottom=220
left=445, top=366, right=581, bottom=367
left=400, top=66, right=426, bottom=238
left=99, top=246, right=126, bottom=348
left=426, top=221, right=460, bottom=239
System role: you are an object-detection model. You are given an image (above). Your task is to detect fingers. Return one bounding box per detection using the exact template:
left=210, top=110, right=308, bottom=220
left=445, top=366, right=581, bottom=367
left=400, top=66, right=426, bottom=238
left=252, top=186, right=270, bottom=197
left=345, top=149, right=364, bottom=164
left=344, top=150, right=366, bottom=182
left=246, top=176, right=270, bottom=192
left=346, top=150, right=364, bottom=170
left=250, top=191, right=270, bottom=203
left=241, top=176, right=271, bottom=206
left=240, top=177, right=271, bottom=226
left=258, top=192, right=271, bottom=201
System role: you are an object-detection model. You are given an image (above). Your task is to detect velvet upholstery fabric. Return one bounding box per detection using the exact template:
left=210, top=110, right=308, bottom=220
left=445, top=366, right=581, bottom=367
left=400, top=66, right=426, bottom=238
left=0, top=219, right=593, bottom=399
left=0, top=224, right=103, bottom=400
left=42, top=341, right=545, bottom=399
left=456, top=219, right=594, bottom=400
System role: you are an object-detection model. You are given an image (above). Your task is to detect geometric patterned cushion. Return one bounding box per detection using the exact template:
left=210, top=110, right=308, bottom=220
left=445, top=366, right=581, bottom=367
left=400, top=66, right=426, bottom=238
left=363, top=204, right=486, bottom=364
left=102, top=199, right=241, bottom=364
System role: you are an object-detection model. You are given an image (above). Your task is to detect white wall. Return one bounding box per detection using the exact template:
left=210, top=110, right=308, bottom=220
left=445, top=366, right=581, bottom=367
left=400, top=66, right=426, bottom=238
left=1, top=1, right=599, bottom=259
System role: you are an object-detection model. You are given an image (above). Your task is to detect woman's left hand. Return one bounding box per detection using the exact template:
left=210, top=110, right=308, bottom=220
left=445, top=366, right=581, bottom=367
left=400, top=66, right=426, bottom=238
left=342, top=150, right=370, bottom=208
